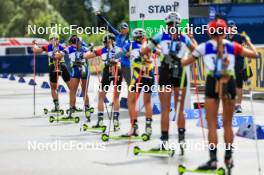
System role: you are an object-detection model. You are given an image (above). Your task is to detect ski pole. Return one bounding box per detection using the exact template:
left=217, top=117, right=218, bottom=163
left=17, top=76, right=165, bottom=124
left=127, top=66, right=143, bottom=156
left=250, top=85, right=262, bottom=175
left=191, top=63, right=206, bottom=142
left=107, top=59, right=120, bottom=137
left=95, top=56, right=110, bottom=120
left=33, top=48, right=36, bottom=116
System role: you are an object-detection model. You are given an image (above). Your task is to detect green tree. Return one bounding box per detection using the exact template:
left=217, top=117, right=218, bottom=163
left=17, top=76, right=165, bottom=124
left=0, top=0, right=68, bottom=38
left=100, top=0, right=129, bottom=27
left=49, top=0, right=96, bottom=28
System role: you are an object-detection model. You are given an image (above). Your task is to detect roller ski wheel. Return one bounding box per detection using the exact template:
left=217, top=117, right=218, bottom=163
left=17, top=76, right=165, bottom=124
left=49, top=116, right=55, bottom=123
left=141, top=133, right=150, bottom=142
left=178, top=165, right=186, bottom=175
left=59, top=109, right=64, bottom=115
left=133, top=146, right=141, bottom=155
left=74, top=117, right=80, bottom=123
left=218, top=168, right=226, bottom=175
left=44, top=108, right=48, bottom=115
left=101, top=133, right=109, bottom=142
left=132, top=146, right=174, bottom=157
left=83, top=123, right=88, bottom=131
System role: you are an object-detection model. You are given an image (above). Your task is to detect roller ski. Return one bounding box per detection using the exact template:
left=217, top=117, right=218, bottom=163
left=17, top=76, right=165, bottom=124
left=82, top=123, right=107, bottom=133
left=44, top=100, right=64, bottom=115
left=178, top=165, right=226, bottom=175
left=84, top=106, right=95, bottom=122
left=133, top=146, right=175, bottom=157
left=101, top=133, right=150, bottom=142
left=66, top=106, right=83, bottom=115
left=101, top=121, right=148, bottom=141
left=43, top=108, right=64, bottom=115
left=49, top=115, right=80, bottom=123
left=49, top=106, right=80, bottom=123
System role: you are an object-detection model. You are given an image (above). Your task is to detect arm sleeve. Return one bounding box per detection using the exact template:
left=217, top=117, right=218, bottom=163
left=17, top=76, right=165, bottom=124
left=183, top=35, right=192, bottom=48
left=233, top=42, right=243, bottom=56
left=97, top=14, right=120, bottom=36
left=151, top=32, right=163, bottom=45
left=41, top=44, right=48, bottom=53
left=192, top=43, right=205, bottom=58
left=95, top=48, right=103, bottom=56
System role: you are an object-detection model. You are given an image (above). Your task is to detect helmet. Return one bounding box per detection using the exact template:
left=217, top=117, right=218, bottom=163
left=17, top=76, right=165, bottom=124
left=207, top=18, right=227, bottom=36
left=68, top=35, right=81, bottom=45
left=119, top=22, right=129, bottom=29
left=132, top=28, right=146, bottom=40
left=49, top=33, right=59, bottom=40
left=227, top=20, right=236, bottom=27
left=103, top=33, right=115, bottom=43
left=164, top=12, right=181, bottom=25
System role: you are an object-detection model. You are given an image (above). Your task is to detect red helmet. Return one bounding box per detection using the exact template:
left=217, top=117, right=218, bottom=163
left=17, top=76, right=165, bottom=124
left=207, top=19, right=228, bottom=36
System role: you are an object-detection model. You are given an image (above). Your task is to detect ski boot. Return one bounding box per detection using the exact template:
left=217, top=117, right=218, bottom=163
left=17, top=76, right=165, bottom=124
left=113, top=112, right=120, bottom=131
left=66, top=106, right=75, bottom=119
left=85, top=105, right=94, bottom=122
left=92, top=116, right=104, bottom=129
left=197, top=159, right=217, bottom=170
left=49, top=100, right=63, bottom=114
left=145, top=118, right=152, bottom=136
left=225, top=148, right=234, bottom=175
left=178, top=128, right=186, bottom=156
left=151, top=140, right=169, bottom=151
left=234, top=105, right=242, bottom=113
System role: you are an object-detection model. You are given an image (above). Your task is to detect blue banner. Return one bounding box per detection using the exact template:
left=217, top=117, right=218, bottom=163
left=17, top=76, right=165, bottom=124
left=0, top=55, right=49, bottom=73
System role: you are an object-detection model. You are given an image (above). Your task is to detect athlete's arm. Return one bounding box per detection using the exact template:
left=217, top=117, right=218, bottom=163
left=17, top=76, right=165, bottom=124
left=182, top=42, right=204, bottom=66
left=233, top=41, right=258, bottom=59
left=84, top=47, right=101, bottom=59
left=32, top=40, right=45, bottom=53
left=96, top=11, right=120, bottom=36
left=140, top=33, right=162, bottom=55
left=181, top=55, right=196, bottom=66
left=184, top=34, right=196, bottom=52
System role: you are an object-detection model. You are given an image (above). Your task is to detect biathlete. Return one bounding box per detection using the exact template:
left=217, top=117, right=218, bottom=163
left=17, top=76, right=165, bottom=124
left=32, top=33, right=71, bottom=112
left=116, top=28, right=154, bottom=136
left=227, top=20, right=254, bottom=113
left=181, top=18, right=258, bottom=171
left=84, top=33, right=122, bottom=131
left=65, top=35, right=94, bottom=120
left=141, top=12, right=196, bottom=150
